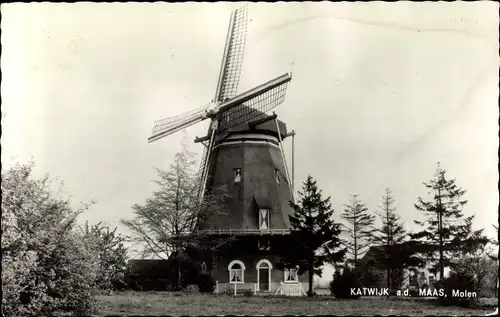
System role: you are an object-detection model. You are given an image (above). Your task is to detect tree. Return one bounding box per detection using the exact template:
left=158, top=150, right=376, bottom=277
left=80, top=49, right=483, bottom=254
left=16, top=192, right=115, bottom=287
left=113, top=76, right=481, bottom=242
left=341, top=194, right=375, bottom=269
left=121, top=145, right=231, bottom=290
left=82, top=222, right=128, bottom=291
left=370, top=189, right=422, bottom=290
left=486, top=225, right=499, bottom=297
left=456, top=244, right=498, bottom=297
left=488, top=225, right=498, bottom=261
left=410, top=162, right=489, bottom=279
left=2, top=162, right=99, bottom=316
left=285, top=175, right=346, bottom=297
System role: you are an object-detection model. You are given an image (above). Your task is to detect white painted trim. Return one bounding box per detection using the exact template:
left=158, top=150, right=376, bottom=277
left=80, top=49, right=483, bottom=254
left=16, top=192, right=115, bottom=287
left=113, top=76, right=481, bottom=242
left=228, top=260, right=246, bottom=270
left=213, top=140, right=280, bottom=150
left=228, top=260, right=245, bottom=284
left=256, top=259, right=273, bottom=269
left=256, top=259, right=272, bottom=292
left=224, top=133, right=279, bottom=142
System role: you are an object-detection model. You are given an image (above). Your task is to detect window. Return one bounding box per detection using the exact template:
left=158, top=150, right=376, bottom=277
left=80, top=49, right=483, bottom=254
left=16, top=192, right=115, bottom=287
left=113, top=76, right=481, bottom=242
left=234, top=168, right=242, bottom=183
left=228, top=260, right=245, bottom=283
left=259, top=209, right=270, bottom=230
left=428, top=275, right=435, bottom=286
left=275, top=168, right=280, bottom=184
left=284, top=268, right=298, bottom=283
left=409, top=270, right=418, bottom=287
left=258, top=239, right=271, bottom=251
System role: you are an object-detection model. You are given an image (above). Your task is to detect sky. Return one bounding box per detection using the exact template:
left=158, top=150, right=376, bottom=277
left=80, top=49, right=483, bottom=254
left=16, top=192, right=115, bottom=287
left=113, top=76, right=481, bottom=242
left=2, top=1, right=499, bottom=270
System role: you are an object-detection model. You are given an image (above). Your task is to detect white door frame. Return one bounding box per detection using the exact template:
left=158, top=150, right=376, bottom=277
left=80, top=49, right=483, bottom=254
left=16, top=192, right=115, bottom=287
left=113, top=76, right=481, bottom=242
left=256, top=259, right=273, bottom=291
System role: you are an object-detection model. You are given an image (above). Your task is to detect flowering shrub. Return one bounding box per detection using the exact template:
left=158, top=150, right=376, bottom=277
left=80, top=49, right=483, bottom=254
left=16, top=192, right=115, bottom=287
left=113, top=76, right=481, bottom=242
left=1, top=163, right=99, bottom=316
left=82, top=222, right=128, bottom=291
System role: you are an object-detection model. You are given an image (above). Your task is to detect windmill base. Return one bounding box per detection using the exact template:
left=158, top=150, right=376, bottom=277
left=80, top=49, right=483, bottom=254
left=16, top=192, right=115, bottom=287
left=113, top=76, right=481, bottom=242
left=205, top=236, right=311, bottom=296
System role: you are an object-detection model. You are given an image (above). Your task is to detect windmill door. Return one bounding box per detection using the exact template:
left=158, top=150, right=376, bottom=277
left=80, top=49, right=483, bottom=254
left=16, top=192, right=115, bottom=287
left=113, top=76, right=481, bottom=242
left=259, top=268, right=270, bottom=291
left=257, top=260, right=271, bottom=292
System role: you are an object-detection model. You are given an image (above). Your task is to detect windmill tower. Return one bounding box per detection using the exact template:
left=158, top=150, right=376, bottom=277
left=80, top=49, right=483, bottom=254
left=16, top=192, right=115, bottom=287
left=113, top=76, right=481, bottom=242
left=148, top=5, right=305, bottom=295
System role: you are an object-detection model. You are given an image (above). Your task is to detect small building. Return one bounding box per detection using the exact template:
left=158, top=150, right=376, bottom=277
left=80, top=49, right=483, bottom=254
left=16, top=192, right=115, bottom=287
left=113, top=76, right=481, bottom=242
left=359, top=245, right=450, bottom=291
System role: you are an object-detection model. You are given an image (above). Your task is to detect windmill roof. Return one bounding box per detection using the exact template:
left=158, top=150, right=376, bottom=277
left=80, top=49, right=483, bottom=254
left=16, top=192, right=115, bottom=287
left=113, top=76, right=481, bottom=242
left=218, top=105, right=289, bottom=141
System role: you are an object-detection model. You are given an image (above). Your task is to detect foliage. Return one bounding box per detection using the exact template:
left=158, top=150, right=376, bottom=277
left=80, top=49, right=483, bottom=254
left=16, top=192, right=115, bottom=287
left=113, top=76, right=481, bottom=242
left=434, top=268, right=478, bottom=307
left=121, top=144, right=232, bottom=290
left=183, top=284, right=200, bottom=294
left=369, top=189, right=424, bottom=289
left=329, top=267, right=362, bottom=299
left=124, top=257, right=200, bottom=291
left=243, top=290, right=254, bottom=297
left=82, top=221, right=128, bottom=291
left=457, top=245, right=498, bottom=297
left=410, top=162, right=489, bottom=278
left=284, top=175, right=346, bottom=296
left=197, top=273, right=216, bottom=293
left=1, top=162, right=99, bottom=316
left=357, top=265, right=385, bottom=289
left=487, top=225, right=498, bottom=262
left=341, top=194, right=375, bottom=268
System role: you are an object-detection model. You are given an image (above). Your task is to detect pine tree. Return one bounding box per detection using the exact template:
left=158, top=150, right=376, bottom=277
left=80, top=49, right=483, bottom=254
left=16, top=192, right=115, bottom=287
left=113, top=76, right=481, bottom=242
left=371, top=189, right=422, bottom=290
left=341, top=194, right=375, bottom=269
left=287, top=176, right=346, bottom=297
left=410, top=162, right=489, bottom=279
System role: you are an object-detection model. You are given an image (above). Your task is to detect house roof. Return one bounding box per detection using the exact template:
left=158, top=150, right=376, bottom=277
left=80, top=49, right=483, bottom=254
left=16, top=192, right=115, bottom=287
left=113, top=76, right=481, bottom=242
left=360, top=242, right=437, bottom=266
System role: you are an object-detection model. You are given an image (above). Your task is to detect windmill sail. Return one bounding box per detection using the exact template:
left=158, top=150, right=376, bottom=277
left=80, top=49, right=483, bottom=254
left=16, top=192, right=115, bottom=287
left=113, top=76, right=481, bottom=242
left=214, top=5, right=248, bottom=103
left=148, top=103, right=211, bottom=143
left=196, top=145, right=209, bottom=198
left=197, top=6, right=248, bottom=204
left=219, top=79, right=290, bottom=130
left=147, top=6, right=294, bottom=220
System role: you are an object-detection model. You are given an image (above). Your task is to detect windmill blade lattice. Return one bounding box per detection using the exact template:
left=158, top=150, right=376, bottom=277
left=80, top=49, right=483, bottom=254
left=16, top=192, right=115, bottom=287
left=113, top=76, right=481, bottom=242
left=219, top=80, right=290, bottom=130
left=214, top=5, right=248, bottom=102
left=149, top=103, right=211, bottom=141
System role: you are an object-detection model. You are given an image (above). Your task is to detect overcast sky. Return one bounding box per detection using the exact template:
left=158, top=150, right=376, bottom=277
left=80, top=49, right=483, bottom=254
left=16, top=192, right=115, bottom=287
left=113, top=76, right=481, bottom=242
left=2, top=2, right=499, bottom=257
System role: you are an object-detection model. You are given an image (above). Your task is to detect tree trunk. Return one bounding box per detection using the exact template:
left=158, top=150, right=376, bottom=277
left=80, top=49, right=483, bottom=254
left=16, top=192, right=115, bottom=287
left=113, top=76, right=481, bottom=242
left=177, top=264, right=182, bottom=290
left=386, top=268, right=390, bottom=290
left=437, top=189, right=444, bottom=280
left=439, top=213, right=444, bottom=280
left=308, top=252, right=314, bottom=297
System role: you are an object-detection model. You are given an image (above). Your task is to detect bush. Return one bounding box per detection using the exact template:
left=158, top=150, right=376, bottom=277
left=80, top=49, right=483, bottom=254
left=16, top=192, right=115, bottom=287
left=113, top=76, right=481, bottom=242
left=1, top=163, right=100, bottom=316
left=243, top=290, right=253, bottom=297
left=183, top=284, right=199, bottom=293
left=330, top=267, right=362, bottom=299
left=434, top=269, right=479, bottom=308
left=197, top=273, right=216, bottom=293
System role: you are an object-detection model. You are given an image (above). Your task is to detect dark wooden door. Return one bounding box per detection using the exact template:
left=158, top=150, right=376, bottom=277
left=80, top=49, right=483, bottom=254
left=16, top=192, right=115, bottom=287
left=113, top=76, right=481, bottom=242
left=259, top=268, right=270, bottom=291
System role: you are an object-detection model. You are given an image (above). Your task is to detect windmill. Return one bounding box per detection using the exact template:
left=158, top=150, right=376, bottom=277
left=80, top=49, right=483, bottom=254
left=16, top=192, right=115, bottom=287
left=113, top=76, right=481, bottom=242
left=148, top=5, right=302, bottom=294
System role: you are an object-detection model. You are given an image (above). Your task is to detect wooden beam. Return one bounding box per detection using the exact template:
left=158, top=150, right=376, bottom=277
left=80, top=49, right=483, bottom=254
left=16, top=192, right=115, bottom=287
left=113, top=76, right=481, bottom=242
left=213, top=10, right=236, bottom=102
left=194, top=135, right=210, bottom=143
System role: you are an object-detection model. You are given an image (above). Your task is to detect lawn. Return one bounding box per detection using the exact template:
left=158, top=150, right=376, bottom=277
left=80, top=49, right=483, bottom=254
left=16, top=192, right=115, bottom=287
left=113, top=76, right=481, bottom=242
left=97, top=291, right=497, bottom=316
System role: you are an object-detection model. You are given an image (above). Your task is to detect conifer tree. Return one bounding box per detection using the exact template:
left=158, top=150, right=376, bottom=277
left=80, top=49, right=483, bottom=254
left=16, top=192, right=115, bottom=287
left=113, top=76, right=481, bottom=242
left=371, top=188, right=421, bottom=289
left=286, top=176, right=346, bottom=296
left=341, top=194, right=375, bottom=268
left=410, top=162, right=489, bottom=279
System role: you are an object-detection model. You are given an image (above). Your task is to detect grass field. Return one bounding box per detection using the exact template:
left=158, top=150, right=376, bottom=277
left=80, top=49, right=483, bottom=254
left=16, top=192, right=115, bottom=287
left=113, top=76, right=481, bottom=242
left=97, top=291, right=497, bottom=316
